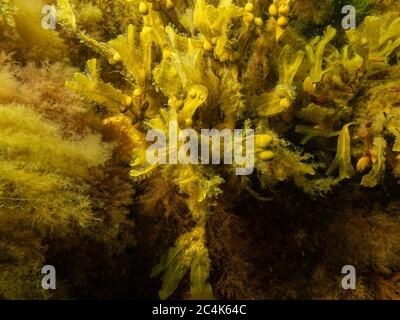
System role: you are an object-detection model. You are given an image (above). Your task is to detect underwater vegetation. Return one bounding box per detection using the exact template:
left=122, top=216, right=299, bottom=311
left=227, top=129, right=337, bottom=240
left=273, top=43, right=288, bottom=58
left=1, top=0, right=400, bottom=300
